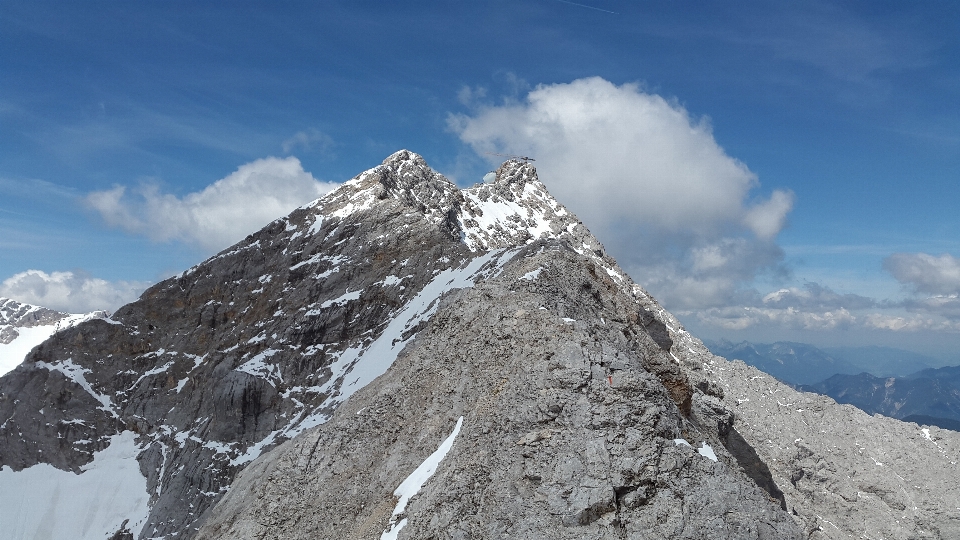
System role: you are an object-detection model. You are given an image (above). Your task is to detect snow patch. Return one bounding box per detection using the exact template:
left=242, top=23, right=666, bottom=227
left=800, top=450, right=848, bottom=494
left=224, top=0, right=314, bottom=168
left=235, top=349, right=282, bottom=385
left=0, top=312, right=101, bottom=377
left=698, top=442, right=718, bottom=462
left=520, top=267, right=543, bottom=281
left=320, top=289, right=362, bottom=310
left=35, top=359, right=118, bottom=418
left=381, top=275, right=408, bottom=287
left=674, top=439, right=718, bottom=462
left=460, top=181, right=560, bottom=250
left=128, top=360, right=174, bottom=390
left=381, top=416, right=464, bottom=540
left=307, top=215, right=324, bottom=236
left=289, top=249, right=517, bottom=436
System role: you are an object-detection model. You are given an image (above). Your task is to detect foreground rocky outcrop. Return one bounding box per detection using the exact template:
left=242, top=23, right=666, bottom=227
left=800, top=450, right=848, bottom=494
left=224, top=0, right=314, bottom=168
left=718, top=360, right=960, bottom=539
left=198, top=239, right=801, bottom=539
left=1, top=151, right=958, bottom=539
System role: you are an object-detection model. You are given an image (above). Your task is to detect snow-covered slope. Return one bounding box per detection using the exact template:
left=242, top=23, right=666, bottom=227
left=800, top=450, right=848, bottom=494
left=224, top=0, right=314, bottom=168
left=0, top=431, right=150, bottom=539
left=0, top=298, right=105, bottom=376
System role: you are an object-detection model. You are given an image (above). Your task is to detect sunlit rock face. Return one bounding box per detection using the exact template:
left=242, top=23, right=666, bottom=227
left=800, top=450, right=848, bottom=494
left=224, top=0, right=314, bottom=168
left=2, top=151, right=957, bottom=540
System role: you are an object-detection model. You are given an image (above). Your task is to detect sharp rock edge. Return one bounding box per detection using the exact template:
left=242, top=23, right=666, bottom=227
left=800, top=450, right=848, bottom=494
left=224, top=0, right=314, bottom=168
left=0, top=150, right=955, bottom=540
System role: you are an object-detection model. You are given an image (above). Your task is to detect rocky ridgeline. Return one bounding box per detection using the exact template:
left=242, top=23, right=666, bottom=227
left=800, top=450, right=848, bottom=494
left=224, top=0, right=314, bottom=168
left=0, top=151, right=597, bottom=538
left=0, top=298, right=108, bottom=377
left=0, top=298, right=71, bottom=345
left=1, top=151, right=958, bottom=539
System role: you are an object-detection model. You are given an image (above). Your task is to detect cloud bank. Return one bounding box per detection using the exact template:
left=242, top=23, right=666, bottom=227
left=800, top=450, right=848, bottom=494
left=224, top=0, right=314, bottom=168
left=689, top=279, right=960, bottom=334
left=450, top=78, right=960, bottom=339
left=86, top=156, right=338, bottom=253
left=450, top=77, right=794, bottom=309
left=0, top=270, right=147, bottom=314
left=884, top=253, right=960, bottom=295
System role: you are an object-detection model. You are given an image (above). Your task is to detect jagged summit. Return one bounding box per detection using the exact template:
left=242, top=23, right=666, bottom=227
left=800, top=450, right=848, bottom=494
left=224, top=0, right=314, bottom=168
left=289, top=149, right=586, bottom=252
left=0, top=151, right=621, bottom=539
left=0, top=297, right=68, bottom=340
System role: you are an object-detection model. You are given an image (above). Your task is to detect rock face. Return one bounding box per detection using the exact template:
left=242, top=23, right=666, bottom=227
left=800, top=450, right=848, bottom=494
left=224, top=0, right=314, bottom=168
left=197, top=240, right=800, bottom=539
left=1, top=151, right=958, bottom=539
left=0, top=151, right=592, bottom=539
left=718, top=362, right=960, bottom=539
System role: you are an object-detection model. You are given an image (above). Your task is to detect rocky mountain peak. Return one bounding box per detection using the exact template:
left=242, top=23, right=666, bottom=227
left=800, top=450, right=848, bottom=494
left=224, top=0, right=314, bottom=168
left=493, top=157, right=537, bottom=185
left=2, top=152, right=958, bottom=540
left=1, top=298, right=109, bottom=377
left=311, top=150, right=461, bottom=233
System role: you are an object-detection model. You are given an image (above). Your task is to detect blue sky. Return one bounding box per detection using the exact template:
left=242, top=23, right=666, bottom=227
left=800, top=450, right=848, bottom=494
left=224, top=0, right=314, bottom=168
left=2, top=1, right=960, bottom=358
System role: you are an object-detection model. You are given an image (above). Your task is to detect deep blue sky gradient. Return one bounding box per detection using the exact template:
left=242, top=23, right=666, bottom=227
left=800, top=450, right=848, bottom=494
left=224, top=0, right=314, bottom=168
left=2, top=1, right=959, bottom=354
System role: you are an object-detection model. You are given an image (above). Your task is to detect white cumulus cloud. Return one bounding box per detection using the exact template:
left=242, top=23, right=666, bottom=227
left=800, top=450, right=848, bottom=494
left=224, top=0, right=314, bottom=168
left=450, top=77, right=794, bottom=309
left=86, top=156, right=338, bottom=253
left=883, top=252, right=960, bottom=295
left=0, top=270, right=148, bottom=313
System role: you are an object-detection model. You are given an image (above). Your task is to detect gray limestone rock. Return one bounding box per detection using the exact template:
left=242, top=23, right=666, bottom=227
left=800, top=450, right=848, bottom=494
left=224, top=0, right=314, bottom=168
left=615, top=290, right=960, bottom=539
left=0, top=151, right=592, bottom=538
left=197, top=241, right=801, bottom=540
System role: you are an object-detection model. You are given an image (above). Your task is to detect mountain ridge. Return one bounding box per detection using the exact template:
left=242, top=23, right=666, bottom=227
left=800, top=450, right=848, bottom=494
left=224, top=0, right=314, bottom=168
left=0, top=297, right=107, bottom=376
left=0, top=151, right=957, bottom=539
left=0, top=150, right=616, bottom=538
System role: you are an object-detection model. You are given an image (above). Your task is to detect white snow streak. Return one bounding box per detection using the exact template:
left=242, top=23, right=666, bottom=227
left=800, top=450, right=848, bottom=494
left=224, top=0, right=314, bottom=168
left=235, top=349, right=282, bottom=386
left=520, top=267, right=543, bottom=281
left=35, top=358, right=119, bottom=418
left=381, top=416, right=464, bottom=540
left=675, top=439, right=718, bottom=462
left=698, top=442, right=718, bottom=462
left=286, top=249, right=516, bottom=440
left=319, top=289, right=362, bottom=310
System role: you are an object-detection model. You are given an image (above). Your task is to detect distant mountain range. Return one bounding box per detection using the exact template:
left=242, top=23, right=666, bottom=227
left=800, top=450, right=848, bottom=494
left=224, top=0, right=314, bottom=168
left=801, top=365, right=960, bottom=431
left=706, top=339, right=960, bottom=431
left=705, top=339, right=944, bottom=385
left=820, top=345, right=948, bottom=378
left=704, top=340, right=855, bottom=385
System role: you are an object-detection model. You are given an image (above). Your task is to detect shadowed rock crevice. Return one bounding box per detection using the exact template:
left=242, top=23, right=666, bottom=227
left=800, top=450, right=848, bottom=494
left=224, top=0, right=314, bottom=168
left=722, top=426, right=787, bottom=511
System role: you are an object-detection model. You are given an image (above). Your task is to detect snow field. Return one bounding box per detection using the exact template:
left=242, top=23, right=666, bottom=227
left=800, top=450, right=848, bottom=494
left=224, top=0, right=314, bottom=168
left=0, top=431, right=151, bottom=540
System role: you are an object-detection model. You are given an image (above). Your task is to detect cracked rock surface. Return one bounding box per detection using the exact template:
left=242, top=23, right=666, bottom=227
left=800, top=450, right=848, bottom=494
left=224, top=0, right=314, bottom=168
left=198, top=241, right=801, bottom=540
